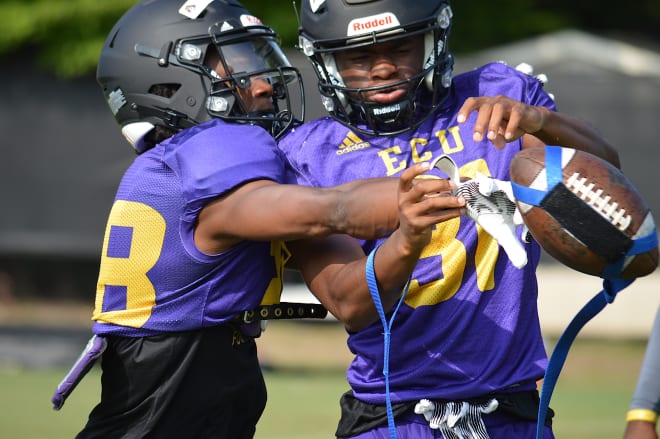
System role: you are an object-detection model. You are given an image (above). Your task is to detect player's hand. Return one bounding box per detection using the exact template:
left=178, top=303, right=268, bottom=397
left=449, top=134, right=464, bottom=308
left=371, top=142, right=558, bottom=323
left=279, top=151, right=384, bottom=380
left=396, top=162, right=466, bottom=252
left=457, top=95, right=548, bottom=149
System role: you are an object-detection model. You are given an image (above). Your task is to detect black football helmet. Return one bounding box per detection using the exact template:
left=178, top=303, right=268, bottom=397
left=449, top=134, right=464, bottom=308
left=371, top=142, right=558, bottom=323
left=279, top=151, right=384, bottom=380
left=297, top=0, right=453, bottom=136
left=98, top=0, right=304, bottom=153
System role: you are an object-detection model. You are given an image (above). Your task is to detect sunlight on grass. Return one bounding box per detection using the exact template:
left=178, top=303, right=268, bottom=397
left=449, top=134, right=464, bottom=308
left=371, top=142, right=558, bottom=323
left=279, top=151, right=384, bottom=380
left=0, top=331, right=647, bottom=439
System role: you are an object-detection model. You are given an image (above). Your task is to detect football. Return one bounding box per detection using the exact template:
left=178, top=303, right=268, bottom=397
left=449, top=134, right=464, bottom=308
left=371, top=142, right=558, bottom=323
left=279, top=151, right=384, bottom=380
left=510, top=145, right=658, bottom=279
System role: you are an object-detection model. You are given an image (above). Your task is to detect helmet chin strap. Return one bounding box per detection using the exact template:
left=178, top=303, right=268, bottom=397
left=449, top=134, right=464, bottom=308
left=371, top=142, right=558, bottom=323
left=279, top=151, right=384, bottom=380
left=350, top=80, right=428, bottom=134
left=359, top=98, right=413, bottom=131
left=245, top=110, right=300, bottom=139
left=247, top=111, right=278, bottom=134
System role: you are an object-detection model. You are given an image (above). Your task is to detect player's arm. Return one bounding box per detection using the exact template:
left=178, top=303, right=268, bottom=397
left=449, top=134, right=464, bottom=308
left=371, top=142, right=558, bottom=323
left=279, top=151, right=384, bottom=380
left=522, top=108, right=620, bottom=168
left=623, top=306, right=660, bottom=439
left=457, top=96, right=620, bottom=168
left=286, top=164, right=466, bottom=332
left=195, top=163, right=462, bottom=255
left=195, top=176, right=398, bottom=254
left=623, top=421, right=657, bottom=439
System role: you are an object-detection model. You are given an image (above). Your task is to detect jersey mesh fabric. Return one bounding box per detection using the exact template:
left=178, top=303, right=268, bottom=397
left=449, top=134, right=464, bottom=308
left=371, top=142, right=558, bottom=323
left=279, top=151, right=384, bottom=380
left=93, top=120, right=287, bottom=336
left=279, top=62, right=555, bottom=403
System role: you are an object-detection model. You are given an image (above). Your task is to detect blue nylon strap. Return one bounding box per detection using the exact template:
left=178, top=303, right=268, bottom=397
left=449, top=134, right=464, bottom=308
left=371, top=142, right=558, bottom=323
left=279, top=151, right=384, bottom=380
left=544, top=145, right=564, bottom=190
left=535, top=277, right=634, bottom=439
left=511, top=145, right=564, bottom=207
left=530, top=145, right=659, bottom=438
left=628, top=230, right=659, bottom=255
left=535, top=228, right=657, bottom=439
left=511, top=182, right=546, bottom=207
left=366, top=243, right=410, bottom=439
left=602, top=230, right=658, bottom=279
left=601, top=259, right=625, bottom=280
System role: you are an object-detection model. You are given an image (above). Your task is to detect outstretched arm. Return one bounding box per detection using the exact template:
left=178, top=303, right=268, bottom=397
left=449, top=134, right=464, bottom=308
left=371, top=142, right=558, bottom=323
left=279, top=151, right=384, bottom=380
left=195, top=175, right=401, bottom=254
left=288, top=163, right=466, bottom=331
left=457, top=96, right=620, bottom=168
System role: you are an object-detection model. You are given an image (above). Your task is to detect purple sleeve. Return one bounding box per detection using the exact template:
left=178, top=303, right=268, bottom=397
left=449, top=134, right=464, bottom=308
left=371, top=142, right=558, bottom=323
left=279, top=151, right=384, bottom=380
left=467, top=62, right=557, bottom=111
left=277, top=121, right=334, bottom=187
left=164, top=121, right=287, bottom=213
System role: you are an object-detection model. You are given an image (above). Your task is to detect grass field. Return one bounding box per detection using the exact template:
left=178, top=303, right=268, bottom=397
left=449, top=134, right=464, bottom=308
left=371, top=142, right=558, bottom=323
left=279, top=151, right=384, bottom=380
left=0, top=321, right=647, bottom=439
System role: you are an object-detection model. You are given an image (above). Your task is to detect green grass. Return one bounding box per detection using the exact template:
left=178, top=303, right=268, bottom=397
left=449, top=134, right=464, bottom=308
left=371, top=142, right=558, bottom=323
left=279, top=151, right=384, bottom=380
left=256, top=369, right=348, bottom=439
left=0, top=366, right=100, bottom=439
left=544, top=338, right=645, bottom=438
left=0, top=330, right=647, bottom=439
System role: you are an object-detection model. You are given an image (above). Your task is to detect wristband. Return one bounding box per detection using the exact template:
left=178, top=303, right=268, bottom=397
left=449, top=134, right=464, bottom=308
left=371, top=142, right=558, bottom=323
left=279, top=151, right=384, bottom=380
left=626, top=409, right=658, bottom=424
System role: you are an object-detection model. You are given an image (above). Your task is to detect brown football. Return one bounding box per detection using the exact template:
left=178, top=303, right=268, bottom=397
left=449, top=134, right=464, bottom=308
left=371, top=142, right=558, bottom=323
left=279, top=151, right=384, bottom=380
left=510, top=145, right=658, bottom=279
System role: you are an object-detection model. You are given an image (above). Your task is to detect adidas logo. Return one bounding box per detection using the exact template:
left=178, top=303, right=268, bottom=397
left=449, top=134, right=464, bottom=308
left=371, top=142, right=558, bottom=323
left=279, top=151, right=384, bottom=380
left=337, top=131, right=371, bottom=155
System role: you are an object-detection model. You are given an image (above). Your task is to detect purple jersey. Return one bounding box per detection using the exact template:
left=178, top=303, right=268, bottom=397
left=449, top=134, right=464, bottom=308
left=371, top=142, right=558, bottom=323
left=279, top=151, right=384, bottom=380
left=279, top=62, right=556, bottom=403
left=93, top=120, right=289, bottom=337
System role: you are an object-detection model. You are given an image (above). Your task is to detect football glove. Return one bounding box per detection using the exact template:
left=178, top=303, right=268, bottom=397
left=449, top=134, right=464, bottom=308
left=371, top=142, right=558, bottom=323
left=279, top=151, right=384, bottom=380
left=414, top=398, right=499, bottom=438
left=431, top=155, right=528, bottom=268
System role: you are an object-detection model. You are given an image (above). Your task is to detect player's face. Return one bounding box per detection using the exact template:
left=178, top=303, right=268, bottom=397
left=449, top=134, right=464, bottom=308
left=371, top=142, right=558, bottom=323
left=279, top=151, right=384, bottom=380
left=205, top=46, right=275, bottom=114
left=334, top=34, right=425, bottom=104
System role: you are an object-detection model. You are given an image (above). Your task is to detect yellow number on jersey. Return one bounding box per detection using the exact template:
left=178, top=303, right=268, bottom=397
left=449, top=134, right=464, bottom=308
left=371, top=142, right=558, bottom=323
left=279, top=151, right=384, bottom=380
left=405, top=158, right=501, bottom=308
left=260, top=241, right=291, bottom=306
left=93, top=200, right=166, bottom=328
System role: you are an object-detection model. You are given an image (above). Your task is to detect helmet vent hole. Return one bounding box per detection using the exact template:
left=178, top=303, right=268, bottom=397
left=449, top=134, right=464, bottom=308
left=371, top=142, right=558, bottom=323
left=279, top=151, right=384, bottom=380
left=148, top=84, right=181, bottom=98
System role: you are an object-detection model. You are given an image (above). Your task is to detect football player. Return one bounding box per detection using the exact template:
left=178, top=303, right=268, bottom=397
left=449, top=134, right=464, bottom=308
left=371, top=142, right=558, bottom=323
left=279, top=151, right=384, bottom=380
left=280, top=0, right=620, bottom=437
left=54, top=1, right=466, bottom=438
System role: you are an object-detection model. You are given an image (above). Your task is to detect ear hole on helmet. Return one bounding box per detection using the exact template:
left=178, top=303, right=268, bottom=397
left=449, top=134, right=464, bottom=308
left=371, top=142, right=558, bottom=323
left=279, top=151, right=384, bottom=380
left=148, top=83, right=181, bottom=98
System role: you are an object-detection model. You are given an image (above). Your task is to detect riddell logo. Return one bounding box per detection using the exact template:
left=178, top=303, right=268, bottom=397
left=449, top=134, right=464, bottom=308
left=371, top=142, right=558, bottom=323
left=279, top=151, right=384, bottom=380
left=240, top=14, right=263, bottom=26
left=347, top=12, right=400, bottom=37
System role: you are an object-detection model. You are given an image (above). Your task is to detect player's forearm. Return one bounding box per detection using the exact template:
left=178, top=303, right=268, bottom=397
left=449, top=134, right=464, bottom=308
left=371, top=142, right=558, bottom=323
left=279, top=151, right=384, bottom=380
left=533, top=108, right=621, bottom=168
left=331, top=178, right=400, bottom=239
left=291, top=235, right=404, bottom=331
left=363, top=229, right=422, bottom=320
left=326, top=231, right=423, bottom=332
left=282, top=179, right=400, bottom=240
left=623, top=420, right=658, bottom=439
left=196, top=178, right=399, bottom=253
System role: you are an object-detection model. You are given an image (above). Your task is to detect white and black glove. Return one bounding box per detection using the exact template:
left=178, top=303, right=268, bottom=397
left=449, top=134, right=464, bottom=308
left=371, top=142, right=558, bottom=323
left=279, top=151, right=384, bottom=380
left=431, top=155, right=528, bottom=269
left=414, top=398, right=499, bottom=438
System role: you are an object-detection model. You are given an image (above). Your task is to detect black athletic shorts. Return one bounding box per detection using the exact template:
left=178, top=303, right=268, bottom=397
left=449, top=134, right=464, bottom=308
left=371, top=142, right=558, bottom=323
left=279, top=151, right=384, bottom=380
left=76, top=324, right=266, bottom=439
left=336, top=389, right=554, bottom=437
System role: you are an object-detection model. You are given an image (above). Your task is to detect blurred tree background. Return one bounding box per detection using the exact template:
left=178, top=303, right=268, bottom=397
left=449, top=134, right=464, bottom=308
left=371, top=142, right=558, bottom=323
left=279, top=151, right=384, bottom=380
left=0, top=0, right=658, bottom=78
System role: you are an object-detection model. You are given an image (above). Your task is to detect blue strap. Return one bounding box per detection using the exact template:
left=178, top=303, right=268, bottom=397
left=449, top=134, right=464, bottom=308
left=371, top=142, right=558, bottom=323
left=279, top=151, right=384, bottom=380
left=535, top=228, right=657, bottom=439
left=602, top=230, right=659, bottom=279
left=511, top=145, right=564, bottom=207
left=511, top=182, right=546, bottom=207
left=366, top=243, right=411, bottom=439
left=628, top=231, right=659, bottom=255
left=544, top=145, right=564, bottom=189
left=535, top=277, right=634, bottom=439
left=524, top=145, right=659, bottom=438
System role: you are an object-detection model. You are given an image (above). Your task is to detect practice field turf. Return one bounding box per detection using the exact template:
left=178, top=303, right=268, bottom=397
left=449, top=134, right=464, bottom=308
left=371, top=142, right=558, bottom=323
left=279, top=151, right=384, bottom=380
left=0, top=322, right=648, bottom=439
